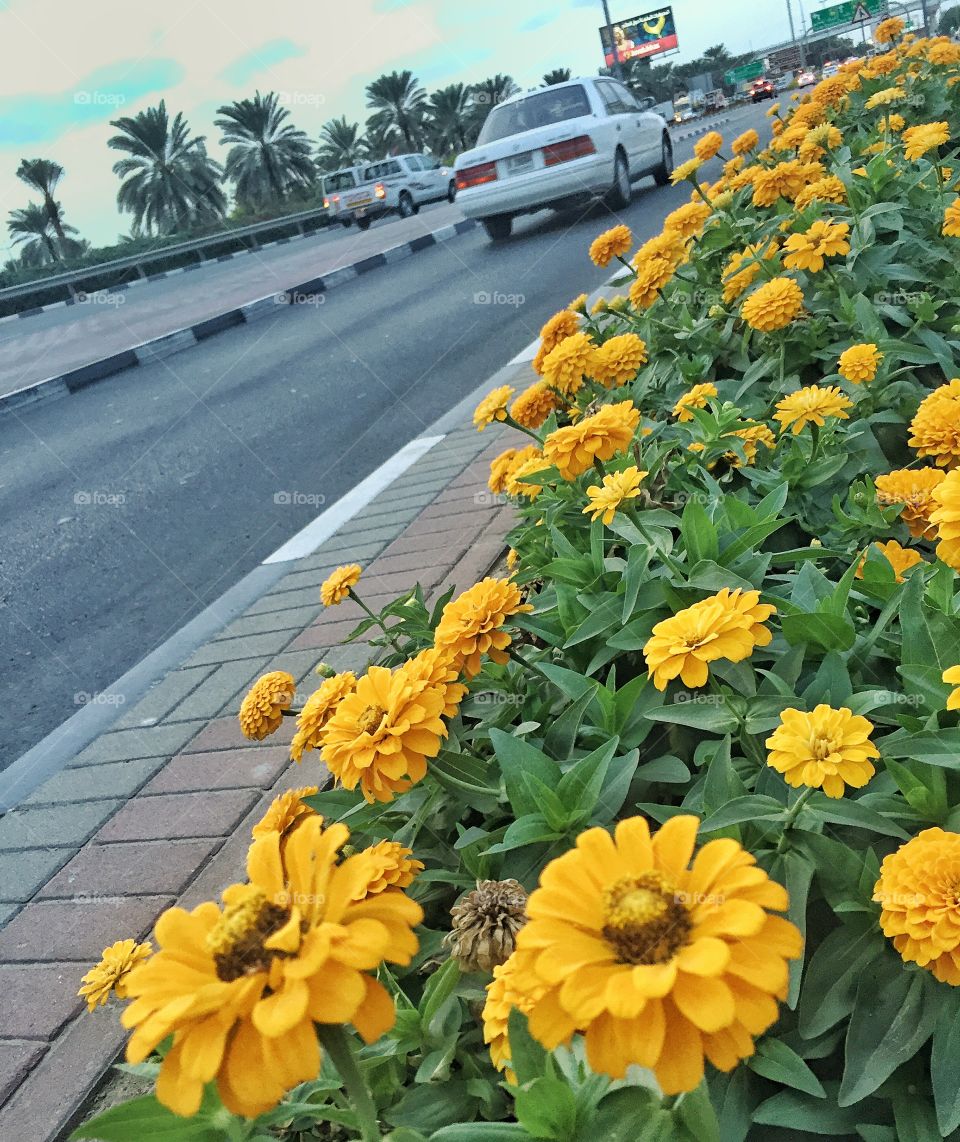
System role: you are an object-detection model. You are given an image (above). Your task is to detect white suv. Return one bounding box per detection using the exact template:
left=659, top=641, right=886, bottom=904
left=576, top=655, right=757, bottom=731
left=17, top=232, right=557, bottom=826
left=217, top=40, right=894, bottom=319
left=361, top=153, right=457, bottom=219
left=454, top=77, right=672, bottom=241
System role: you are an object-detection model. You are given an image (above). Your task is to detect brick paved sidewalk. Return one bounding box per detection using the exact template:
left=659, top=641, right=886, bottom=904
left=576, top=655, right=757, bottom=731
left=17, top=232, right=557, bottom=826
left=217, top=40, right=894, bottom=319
left=0, top=386, right=528, bottom=1139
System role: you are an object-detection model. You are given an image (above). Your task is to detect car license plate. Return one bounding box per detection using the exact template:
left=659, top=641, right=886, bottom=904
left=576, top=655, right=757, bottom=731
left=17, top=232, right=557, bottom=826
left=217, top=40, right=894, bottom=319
left=348, top=196, right=372, bottom=208
left=506, top=153, right=533, bottom=175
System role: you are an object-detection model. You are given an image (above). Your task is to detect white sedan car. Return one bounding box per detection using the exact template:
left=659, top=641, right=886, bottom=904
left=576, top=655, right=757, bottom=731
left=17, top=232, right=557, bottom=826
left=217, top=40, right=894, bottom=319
left=454, top=77, right=673, bottom=240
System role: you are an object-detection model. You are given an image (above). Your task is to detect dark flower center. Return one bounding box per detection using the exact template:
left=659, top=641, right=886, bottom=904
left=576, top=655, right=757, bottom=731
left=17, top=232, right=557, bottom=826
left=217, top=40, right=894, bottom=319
left=206, top=888, right=292, bottom=982
left=602, top=872, right=692, bottom=966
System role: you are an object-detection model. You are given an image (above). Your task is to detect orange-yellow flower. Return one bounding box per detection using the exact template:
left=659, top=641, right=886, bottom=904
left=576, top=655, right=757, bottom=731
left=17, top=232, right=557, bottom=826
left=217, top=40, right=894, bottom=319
left=473, top=384, right=514, bottom=431
left=766, top=704, right=878, bottom=799
left=541, top=331, right=597, bottom=395
left=856, top=540, right=925, bottom=583
left=320, top=564, right=362, bottom=606
left=401, top=646, right=467, bottom=718
left=354, top=840, right=424, bottom=896
left=252, top=786, right=319, bottom=840
left=482, top=948, right=547, bottom=1081
left=903, top=121, right=950, bottom=162
left=722, top=242, right=777, bottom=303
left=838, top=343, right=882, bottom=384
left=434, top=577, right=533, bottom=679
left=673, top=382, right=717, bottom=423
left=79, top=940, right=152, bottom=1012
left=583, top=466, right=647, bottom=524
left=543, top=401, right=640, bottom=479
left=931, top=468, right=960, bottom=571
left=239, top=671, right=296, bottom=741
left=741, top=277, right=805, bottom=332
left=944, top=199, right=960, bottom=238
left=591, top=333, right=648, bottom=387
left=663, top=201, right=712, bottom=239
left=874, top=15, right=905, bottom=43
left=875, top=467, right=946, bottom=539
left=533, top=309, right=580, bottom=374
left=731, top=129, right=760, bottom=156
left=290, top=671, right=357, bottom=762
left=589, top=224, right=632, bottom=267
left=694, top=131, right=724, bottom=161
left=944, top=665, right=960, bottom=711
left=782, top=220, right=850, bottom=273
left=794, top=175, right=847, bottom=208
left=510, top=382, right=556, bottom=430
left=774, top=386, right=852, bottom=434
left=909, top=379, right=960, bottom=467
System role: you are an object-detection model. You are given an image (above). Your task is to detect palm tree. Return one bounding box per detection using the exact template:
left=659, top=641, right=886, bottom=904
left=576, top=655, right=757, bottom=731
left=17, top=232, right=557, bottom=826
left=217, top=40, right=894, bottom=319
left=108, top=101, right=226, bottom=236
left=317, top=117, right=366, bottom=170
left=15, top=159, right=70, bottom=244
left=362, top=116, right=402, bottom=161
left=425, top=84, right=472, bottom=153
left=365, top=70, right=426, bottom=151
left=703, top=44, right=733, bottom=66
left=7, top=203, right=78, bottom=265
left=215, top=92, right=315, bottom=209
left=542, top=68, right=572, bottom=86
left=468, top=74, right=520, bottom=136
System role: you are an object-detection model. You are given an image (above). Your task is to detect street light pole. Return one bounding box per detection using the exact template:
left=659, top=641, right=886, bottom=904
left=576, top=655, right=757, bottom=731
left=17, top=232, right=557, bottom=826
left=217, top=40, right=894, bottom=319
left=600, top=0, right=626, bottom=80
left=786, top=0, right=807, bottom=69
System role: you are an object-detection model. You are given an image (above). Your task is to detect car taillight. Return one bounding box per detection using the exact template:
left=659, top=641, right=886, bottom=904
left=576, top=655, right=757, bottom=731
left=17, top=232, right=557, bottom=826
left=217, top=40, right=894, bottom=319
left=456, top=161, right=498, bottom=189
left=323, top=197, right=329, bottom=209
left=333, top=195, right=340, bottom=204
left=542, top=135, right=597, bottom=166
left=375, top=182, right=386, bottom=199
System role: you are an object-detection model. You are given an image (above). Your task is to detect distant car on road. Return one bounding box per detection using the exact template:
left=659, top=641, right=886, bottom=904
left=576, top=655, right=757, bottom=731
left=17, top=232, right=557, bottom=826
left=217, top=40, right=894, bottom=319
left=454, top=78, right=673, bottom=241
left=821, top=61, right=841, bottom=78
left=797, top=70, right=816, bottom=86
left=750, top=78, right=775, bottom=102
left=361, top=153, right=457, bottom=219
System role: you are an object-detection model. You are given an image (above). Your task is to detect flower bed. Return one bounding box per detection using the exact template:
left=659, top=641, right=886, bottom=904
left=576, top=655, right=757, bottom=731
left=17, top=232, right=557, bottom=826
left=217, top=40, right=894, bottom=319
left=75, top=23, right=960, bottom=1142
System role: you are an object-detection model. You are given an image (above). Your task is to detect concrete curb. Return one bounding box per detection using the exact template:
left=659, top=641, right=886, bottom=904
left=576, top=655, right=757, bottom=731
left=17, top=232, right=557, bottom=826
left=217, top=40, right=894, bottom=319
left=0, top=218, right=479, bottom=417
left=670, top=114, right=733, bottom=142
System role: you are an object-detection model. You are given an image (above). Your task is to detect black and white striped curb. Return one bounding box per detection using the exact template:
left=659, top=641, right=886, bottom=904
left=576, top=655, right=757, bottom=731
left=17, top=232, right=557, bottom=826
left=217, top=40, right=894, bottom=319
left=0, top=218, right=479, bottom=417
left=670, top=115, right=734, bottom=142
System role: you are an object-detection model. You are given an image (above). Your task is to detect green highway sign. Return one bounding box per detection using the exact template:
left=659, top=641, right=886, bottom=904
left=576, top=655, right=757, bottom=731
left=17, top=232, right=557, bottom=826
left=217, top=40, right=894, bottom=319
left=724, top=60, right=764, bottom=83
left=810, top=0, right=887, bottom=32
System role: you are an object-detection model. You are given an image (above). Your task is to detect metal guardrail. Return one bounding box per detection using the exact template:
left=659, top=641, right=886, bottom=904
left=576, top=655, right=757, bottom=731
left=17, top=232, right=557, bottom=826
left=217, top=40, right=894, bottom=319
left=0, top=203, right=334, bottom=312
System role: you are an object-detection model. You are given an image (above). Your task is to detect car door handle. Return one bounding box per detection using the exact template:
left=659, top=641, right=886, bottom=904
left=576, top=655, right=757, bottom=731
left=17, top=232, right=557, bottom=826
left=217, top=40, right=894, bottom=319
left=616, top=124, right=622, bottom=131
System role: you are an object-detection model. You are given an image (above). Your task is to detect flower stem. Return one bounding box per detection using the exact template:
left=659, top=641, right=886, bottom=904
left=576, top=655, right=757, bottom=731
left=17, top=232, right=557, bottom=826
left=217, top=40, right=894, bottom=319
left=507, top=645, right=554, bottom=685
left=318, top=1024, right=380, bottom=1142
left=503, top=414, right=543, bottom=443
left=349, top=590, right=404, bottom=655
left=776, top=787, right=815, bottom=853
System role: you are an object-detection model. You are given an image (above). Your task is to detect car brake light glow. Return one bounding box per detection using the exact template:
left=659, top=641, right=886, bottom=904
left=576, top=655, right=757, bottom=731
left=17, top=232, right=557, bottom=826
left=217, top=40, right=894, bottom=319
left=323, top=197, right=330, bottom=209
left=456, top=161, right=498, bottom=190
left=542, top=135, right=597, bottom=166
left=375, top=182, right=386, bottom=199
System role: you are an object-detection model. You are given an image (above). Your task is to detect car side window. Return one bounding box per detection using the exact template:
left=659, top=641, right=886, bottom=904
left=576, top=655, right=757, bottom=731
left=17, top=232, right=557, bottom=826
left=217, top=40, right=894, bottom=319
left=597, top=81, right=631, bottom=116
left=405, top=156, right=423, bottom=171
left=610, top=81, right=640, bottom=111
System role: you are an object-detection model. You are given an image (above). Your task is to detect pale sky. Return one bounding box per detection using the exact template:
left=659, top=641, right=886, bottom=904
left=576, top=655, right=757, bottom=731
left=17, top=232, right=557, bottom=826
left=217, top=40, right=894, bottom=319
left=0, top=0, right=803, bottom=254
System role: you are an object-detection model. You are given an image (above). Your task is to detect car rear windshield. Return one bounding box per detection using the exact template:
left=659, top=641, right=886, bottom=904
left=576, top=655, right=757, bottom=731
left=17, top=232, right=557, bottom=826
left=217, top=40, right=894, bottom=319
left=324, top=172, right=356, bottom=191
left=476, top=85, right=592, bottom=145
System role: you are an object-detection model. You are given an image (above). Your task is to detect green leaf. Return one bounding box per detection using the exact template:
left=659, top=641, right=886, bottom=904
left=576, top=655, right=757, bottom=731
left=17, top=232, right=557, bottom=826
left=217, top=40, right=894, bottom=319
left=556, top=739, right=619, bottom=817
left=622, top=543, right=651, bottom=622
left=803, top=793, right=909, bottom=840
left=505, top=1008, right=547, bottom=1087
left=483, top=814, right=562, bottom=855
left=543, top=685, right=599, bottom=760
left=70, top=1096, right=222, bottom=1141
left=748, top=1038, right=825, bottom=1097
left=514, top=1076, right=578, bottom=1140
left=881, top=728, right=960, bottom=768
left=429, top=1127, right=529, bottom=1141
left=893, top=1091, right=943, bottom=1142
left=930, top=989, right=960, bottom=1135
left=385, top=1080, right=478, bottom=1132
left=521, top=774, right=570, bottom=832
left=798, top=919, right=884, bottom=1040
left=672, top=1081, right=720, bottom=1142
left=700, top=794, right=785, bottom=833
left=419, top=958, right=462, bottom=1037
left=753, top=1084, right=863, bottom=1134
left=489, top=730, right=562, bottom=817
left=592, top=1087, right=660, bottom=1142
left=781, top=611, right=856, bottom=652
left=644, top=700, right=738, bottom=733
left=680, top=498, right=719, bottom=564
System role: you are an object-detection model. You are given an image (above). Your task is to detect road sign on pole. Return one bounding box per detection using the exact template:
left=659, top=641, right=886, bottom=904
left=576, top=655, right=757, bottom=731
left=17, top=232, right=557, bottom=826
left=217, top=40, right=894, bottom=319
left=809, top=0, right=886, bottom=32
left=724, top=60, right=764, bottom=84
left=852, top=2, right=871, bottom=20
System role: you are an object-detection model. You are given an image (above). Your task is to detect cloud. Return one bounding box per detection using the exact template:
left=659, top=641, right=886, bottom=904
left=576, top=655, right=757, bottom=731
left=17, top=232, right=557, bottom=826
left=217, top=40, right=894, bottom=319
left=0, top=60, right=183, bottom=146
left=219, top=38, right=307, bottom=87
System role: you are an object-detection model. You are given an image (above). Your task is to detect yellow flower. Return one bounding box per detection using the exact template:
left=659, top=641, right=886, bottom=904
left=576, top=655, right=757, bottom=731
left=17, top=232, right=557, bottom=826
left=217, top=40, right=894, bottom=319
left=589, top=224, right=633, bottom=267
left=751, top=160, right=806, bottom=207
left=543, top=401, right=640, bottom=479
left=320, top=564, right=362, bottom=606
left=509, top=815, right=802, bottom=1092
left=663, top=201, right=712, bottom=239
left=506, top=547, right=519, bottom=570
left=290, top=671, right=357, bottom=762
left=794, top=175, right=847, bottom=209
left=568, top=293, right=588, bottom=314
left=670, top=157, right=702, bottom=184
left=741, top=277, right=805, bottom=332
left=320, top=665, right=448, bottom=802
left=723, top=423, right=777, bottom=466
left=782, top=220, right=850, bottom=272
left=542, top=331, right=597, bottom=396
left=880, top=112, right=906, bottom=132
left=239, top=671, right=296, bottom=741
left=673, top=382, right=718, bottom=423
left=722, top=242, right=777, bottom=303
left=694, top=131, right=724, bottom=161
left=591, top=333, right=648, bottom=387
left=506, top=451, right=548, bottom=499
left=630, top=257, right=677, bottom=309
left=591, top=296, right=609, bottom=315
left=401, top=646, right=467, bottom=718
left=903, top=121, right=950, bottom=161
left=865, top=86, right=907, bottom=109
left=583, top=466, right=647, bottom=525
left=931, top=468, right=960, bottom=571
left=943, top=198, right=960, bottom=238
left=121, top=817, right=422, bottom=1117
left=928, top=40, right=960, bottom=65
left=354, top=840, right=424, bottom=896
left=483, top=949, right=546, bottom=1081
left=79, top=940, right=152, bottom=1012
left=533, top=309, right=580, bottom=374
left=252, top=786, right=319, bottom=840
left=874, top=828, right=960, bottom=984
left=643, top=588, right=775, bottom=691
left=838, top=343, right=883, bottom=384
left=767, top=101, right=781, bottom=118
left=731, top=128, right=760, bottom=156
left=434, top=577, right=533, bottom=679
left=855, top=540, right=925, bottom=583
left=875, top=467, right=946, bottom=539
left=510, top=382, right=556, bottom=430
left=766, top=705, right=878, bottom=799
left=874, top=15, right=905, bottom=43
left=489, top=446, right=535, bottom=495
left=909, top=379, right=960, bottom=467
left=944, top=665, right=960, bottom=711
left=473, top=384, right=515, bottom=431
left=774, top=386, right=852, bottom=434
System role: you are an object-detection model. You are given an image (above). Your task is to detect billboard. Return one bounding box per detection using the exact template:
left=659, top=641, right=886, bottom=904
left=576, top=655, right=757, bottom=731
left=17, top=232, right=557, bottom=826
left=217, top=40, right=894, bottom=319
left=599, top=7, right=679, bottom=66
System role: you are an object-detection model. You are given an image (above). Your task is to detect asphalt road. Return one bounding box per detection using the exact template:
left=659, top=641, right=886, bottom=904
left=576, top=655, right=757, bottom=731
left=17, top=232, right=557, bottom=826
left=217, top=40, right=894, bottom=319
left=0, top=103, right=771, bottom=767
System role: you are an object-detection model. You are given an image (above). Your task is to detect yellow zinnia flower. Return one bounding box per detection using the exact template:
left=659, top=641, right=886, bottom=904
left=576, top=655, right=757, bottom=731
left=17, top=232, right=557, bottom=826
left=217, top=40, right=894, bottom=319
left=774, top=385, right=852, bottom=434
left=874, top=828, right=960, bottom=984
left=643, top=588, right=775, bottom=691
left=694, top=131, right=724, bottom=161
left=568, top=293, right=588, bottom=314
left=741, top=277, right=805, bottom=332
left=434, top=577, right=533, bottom=679
left=731, top=128, right=760, bottom=156
left=506, top=450, right=548, bottom=499
left=591, top=333, right=648, bottom=387
left=903, top=121, right=950, bottom=161
left=510, top=382, right=556, bottom=430
left=663, top=201, right=712, bottom=239
left=670, top=157, right=702, bottom=184
left=943, top=198, right=960, bottom=238
left=79, top=939, right=152, bottom=1012
left=489, top=446, right=536, bottom=495
left=794, top=175, right=847, bottom=209
left=673, top=382, right=718, bottom=422
left=875, top=467, right=946, bottom=539
left=944, top=665, right=960, bottom=711
left=482, top=948, right=546, bottom=1081
left=290, top=670, right=357, bottom=762
left=855, top=540, right=924, bottom=583
left=508, top=815, right=802, bottom=1092
left=121, top=817, right=422, bottom=1117
left=239, top=671, right=296, bottom=741
left=838, top=343, right=882, bottom=384
left=543, top=400, right=640, bottom=479
left=865, top=86, right=907, bottom=109
left=252, top=786, right=319, bottom=840
left=533, top=309, right=580, bottom=374
left=722, top=242, right=777, bottom=303
left=874, top=15, right=905, bottom=43
left=766, top=704, right=878, bottom=799
left=931, top=468, right=960, bottom=571
left=541, top=331, right=597, bottom=395
left=354, top=840, right=424, bottom=896
left=879, top=112, right=906, bottom=133
left=589, top=224, right=633, bottom=267
left=473, top=384, right=515, bottom=431
left=401, top=646, right=467, bottom=718
left=630, top=256, right=677, bottom=309
left=908, top=379, right=960, bottom=467
left=723, top=423, right=777, bottom=466
left=320, top=564, right=362, bottom=606
left=782, top=220, right=850, bottom=272
left=751, top=160, right=806, bottom=207
left=583, top=466, right=647, bottom=525
left=320, top=664, right=448, bottom=802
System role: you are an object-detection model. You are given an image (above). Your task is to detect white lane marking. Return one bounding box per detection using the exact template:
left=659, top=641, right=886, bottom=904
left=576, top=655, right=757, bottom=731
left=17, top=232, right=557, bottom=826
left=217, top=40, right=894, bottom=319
left=262, top=434, right=446, bottom=564
left=509, top=339, right=539, bottom=364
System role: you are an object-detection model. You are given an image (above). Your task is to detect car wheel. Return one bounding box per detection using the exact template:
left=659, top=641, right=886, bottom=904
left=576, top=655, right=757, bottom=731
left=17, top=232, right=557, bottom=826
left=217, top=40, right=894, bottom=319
left=482, top=215, right=513, bottom=241
left=398, top=191, right=415, bottom=218
left=340, top=218, right=352, bottom=228
left=653, top=134, right=674, bottom=187
left=356, top=216, right=372, bottom=231
left=606, top=150, right=631, bottom=210
left=447, top=180, right=457, bottom=203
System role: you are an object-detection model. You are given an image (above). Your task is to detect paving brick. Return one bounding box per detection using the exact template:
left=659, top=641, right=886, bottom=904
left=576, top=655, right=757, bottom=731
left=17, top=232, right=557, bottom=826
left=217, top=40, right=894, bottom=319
left=245, top=584, right=329, bottom=614
left=345, top=503, right=424, bottom=533
left=309, top=523, right=408, bottom=555
left=110, top=665, right=214, bottom=729
left=218, top=605, right=323, bottom=640
left=287, top=617, right=380, bottom=652
left=400, top=508, right=499, bottom=539
left=164, top=657, right=271, bottom=722
left=38, top=838, right=221, bottom=901
left=67, top=722, right=205, bottom=768
left=0, top=801, right=119, bottom=853
left=258, top=650, right=343, bottom=694
left=0, top=903, right=18, bottom=927
left=184, top=629, right=295, bottom=667
left=353, top=547, right=459, bottom=577
left=142, top=745, right=291, bottom=794
left=0, top=963, right=85, bottom=1038
left=291, top=540, right=388, bottom=573
left=94, top=789, right=260, bottom=843
left=22, top=757, right=166, bottom=807
left=377, top=525, right=484, bottom=561
left=0, top=895, right=172, bottom=963
left=0, top=1041, right=46, bottom=1105
left=0, top=847, right=74, bottom=904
